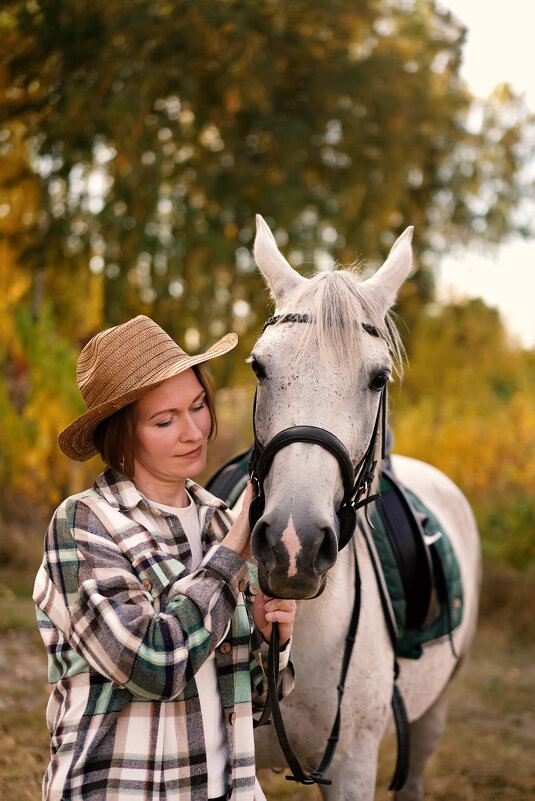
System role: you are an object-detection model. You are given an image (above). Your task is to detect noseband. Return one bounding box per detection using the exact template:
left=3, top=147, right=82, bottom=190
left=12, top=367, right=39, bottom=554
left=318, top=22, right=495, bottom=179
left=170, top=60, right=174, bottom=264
left=248, top=314, right=387, bottom=551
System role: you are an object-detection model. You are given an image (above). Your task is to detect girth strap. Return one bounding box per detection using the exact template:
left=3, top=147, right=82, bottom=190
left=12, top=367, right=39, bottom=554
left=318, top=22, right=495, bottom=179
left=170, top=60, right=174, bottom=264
left=359, top=519, right=410, bottom=791
left=390, top=681, right=411, bottom=791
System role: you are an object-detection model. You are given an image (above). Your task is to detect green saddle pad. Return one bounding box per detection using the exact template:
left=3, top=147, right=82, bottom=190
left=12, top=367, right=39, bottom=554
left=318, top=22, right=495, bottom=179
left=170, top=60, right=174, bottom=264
left=370, top=480, right=464, bottom=660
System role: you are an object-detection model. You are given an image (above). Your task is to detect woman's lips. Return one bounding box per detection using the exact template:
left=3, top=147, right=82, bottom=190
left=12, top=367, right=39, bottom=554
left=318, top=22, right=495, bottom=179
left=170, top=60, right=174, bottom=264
left=177, top=445, right=203, bottom=459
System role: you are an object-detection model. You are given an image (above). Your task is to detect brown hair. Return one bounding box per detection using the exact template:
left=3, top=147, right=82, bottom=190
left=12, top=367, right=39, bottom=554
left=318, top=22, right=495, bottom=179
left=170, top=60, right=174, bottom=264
left=93, top=365, right=217, bottom=477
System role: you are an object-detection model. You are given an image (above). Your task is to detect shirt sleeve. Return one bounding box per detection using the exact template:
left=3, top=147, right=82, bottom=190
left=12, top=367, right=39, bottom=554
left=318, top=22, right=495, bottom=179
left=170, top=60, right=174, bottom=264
left=33, top=496, right=248, bottom=700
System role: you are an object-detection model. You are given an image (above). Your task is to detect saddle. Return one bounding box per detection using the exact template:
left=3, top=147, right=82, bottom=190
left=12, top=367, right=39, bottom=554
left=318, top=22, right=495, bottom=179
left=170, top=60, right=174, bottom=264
left=373, top=467, right=434, bottom=630
left=206, top=446, right=252, bottom=509
left=205, top=444, right=462, bottom=659
left=369, top=468, right=463, bottom=659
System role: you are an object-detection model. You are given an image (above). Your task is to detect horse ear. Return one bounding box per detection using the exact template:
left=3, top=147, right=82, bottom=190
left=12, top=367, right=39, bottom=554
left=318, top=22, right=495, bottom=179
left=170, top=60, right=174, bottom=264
left=254, top=214, right=307, bottom=306
left=362, top=226, right=414, bottom=312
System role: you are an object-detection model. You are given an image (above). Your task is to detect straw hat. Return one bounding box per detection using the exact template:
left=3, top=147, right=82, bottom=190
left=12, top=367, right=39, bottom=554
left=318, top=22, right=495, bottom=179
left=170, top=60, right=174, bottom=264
left=59, top=315, right=238, bottom=461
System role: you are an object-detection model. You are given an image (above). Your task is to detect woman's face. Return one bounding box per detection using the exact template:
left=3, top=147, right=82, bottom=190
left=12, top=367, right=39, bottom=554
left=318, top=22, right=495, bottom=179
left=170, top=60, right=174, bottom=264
left=133, top=369, right=211, bottom=487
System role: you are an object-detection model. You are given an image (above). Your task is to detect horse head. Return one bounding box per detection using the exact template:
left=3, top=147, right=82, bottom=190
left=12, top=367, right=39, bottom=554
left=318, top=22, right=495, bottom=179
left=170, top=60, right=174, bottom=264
left=249, top=214, right=413, bottom=599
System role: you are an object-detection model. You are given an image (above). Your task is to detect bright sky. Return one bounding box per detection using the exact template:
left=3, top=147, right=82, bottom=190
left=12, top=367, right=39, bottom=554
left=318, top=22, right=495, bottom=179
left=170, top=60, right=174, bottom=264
left=436, top=0, right=535, bottom=348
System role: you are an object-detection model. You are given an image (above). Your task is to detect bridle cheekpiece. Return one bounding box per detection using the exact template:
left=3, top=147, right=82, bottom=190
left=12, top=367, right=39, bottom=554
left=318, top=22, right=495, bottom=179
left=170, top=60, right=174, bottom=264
left=248, top=314, right=387, bottom=551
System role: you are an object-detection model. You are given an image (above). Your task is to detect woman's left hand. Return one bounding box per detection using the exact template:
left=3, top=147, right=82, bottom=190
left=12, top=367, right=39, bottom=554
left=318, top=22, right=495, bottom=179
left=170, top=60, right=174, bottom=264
left=252, top=591, right=297, bottom=648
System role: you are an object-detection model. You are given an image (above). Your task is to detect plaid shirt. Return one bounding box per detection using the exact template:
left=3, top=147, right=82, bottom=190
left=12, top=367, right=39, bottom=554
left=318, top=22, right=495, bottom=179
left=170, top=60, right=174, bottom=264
left=33, top=469, right=294, bottom=801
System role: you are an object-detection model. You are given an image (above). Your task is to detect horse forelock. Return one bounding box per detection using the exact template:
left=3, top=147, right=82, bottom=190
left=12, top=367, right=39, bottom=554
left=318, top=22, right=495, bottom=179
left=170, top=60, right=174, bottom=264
left=274, top=269, right=404, bottom=377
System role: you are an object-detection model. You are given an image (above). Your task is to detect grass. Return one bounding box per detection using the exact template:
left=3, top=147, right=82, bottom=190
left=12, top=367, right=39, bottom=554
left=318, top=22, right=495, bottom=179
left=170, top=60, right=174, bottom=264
left=0, top=598, right=50, bottom=801
left=1, top=566, right=533, bottom=801
left=377, top=624, right=535, bottom=800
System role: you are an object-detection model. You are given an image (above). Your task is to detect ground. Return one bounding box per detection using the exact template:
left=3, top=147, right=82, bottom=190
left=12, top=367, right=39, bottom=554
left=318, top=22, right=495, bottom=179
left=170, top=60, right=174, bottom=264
left=0, top=566, right=533, bottom=801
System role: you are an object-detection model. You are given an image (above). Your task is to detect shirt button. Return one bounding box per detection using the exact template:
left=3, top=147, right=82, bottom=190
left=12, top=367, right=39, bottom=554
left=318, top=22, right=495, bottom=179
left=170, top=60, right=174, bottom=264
left=248, top=583, right=258, bottom=596
left=229, top=712, right=236, bottom=725
left=219, top=641, right=231, bottom=655
left=238, top=579, right=247, bottom=592
left=141, top=578, right=152, bottom=592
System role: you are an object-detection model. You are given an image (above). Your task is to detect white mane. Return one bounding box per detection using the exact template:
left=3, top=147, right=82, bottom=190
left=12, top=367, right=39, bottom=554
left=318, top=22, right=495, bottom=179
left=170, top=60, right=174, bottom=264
left=273, top=268, right=405, bottom=377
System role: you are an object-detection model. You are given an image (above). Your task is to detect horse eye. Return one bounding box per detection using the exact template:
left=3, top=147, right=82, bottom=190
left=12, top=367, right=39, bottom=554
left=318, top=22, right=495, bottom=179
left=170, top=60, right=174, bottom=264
left=370, top=370, right=390, bottom=391
left=250, top=357, right=266, bottom=380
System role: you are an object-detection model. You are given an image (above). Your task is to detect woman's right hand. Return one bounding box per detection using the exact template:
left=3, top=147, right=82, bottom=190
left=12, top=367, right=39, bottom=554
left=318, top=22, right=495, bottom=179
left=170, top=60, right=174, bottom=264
left=221, top=481, right=254, bottom=560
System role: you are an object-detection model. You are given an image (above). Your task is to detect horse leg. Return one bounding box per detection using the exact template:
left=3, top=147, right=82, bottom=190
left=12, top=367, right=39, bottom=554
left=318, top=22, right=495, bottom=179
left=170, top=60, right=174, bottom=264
left=318, top=732, right=383, bottom=801
left=394, top=685, right=449, bottom=801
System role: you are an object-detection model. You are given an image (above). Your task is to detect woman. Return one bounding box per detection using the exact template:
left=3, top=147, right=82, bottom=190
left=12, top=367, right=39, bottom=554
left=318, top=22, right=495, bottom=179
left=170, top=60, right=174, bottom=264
left=33, top=315, right=296, bottom=801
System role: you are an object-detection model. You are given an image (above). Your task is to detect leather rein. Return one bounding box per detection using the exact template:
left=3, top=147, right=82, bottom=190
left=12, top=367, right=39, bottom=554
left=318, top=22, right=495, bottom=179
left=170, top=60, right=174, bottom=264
left=250, top=313, right=402, bottom=788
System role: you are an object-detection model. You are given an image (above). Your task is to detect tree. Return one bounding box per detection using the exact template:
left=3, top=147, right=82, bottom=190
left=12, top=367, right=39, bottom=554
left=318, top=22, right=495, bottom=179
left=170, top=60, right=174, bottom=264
left=391, top=298, right=535, bottom=569
left=1, top=0, right=533, bottom=376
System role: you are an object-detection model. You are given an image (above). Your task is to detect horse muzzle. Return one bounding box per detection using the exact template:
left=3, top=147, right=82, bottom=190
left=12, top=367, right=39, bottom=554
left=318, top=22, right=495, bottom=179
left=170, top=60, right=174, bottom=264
left=251, top=509, right=338, bottom=600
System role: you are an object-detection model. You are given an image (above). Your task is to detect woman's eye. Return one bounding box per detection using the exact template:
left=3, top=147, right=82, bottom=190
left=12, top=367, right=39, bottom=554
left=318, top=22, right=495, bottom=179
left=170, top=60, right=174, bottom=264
left=370, top=371, right=390, bottom=391
left=156, top=419, right=172, bottom=428
left=250, top=357, right=266, bottom=380
left=192, top=402, right=205, bottom=412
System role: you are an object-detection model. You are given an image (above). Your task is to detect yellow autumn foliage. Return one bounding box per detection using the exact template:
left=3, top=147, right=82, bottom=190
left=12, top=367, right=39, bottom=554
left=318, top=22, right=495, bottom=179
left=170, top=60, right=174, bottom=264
left=0, top=307, right=100, bottom=509
left=0, top=135, right=105, bottom=510
left=393, top=389, right=535, bottom=502
left=391, top=299, right=535, bottom=568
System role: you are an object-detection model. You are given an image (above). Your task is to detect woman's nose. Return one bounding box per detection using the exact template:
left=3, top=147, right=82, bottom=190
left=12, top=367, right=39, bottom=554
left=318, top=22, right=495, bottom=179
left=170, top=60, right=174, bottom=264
left=178, top=413, right=201, bottom=441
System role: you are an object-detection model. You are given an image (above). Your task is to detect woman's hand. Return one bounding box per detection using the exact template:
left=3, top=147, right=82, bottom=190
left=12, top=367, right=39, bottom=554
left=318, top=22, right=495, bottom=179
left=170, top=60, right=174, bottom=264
left=252, top=591, right=297, bottom=648
left=221, top=481, right=254, bottom=560
left=222, top=482, right=296, bottom=645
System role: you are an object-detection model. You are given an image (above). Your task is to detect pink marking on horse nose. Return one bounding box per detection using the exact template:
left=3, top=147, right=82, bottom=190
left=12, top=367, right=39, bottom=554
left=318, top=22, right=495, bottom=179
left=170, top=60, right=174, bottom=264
left=281, top=515, right=302, bottom=577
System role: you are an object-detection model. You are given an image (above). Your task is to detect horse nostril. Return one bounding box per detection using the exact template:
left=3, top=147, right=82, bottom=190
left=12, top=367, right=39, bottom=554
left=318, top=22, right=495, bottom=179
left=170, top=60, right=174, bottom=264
left=252, top=516, right=337, bottom=580
left=251, top=522, right=276, bottom=571
left=313, top=527, right=338, bottom=573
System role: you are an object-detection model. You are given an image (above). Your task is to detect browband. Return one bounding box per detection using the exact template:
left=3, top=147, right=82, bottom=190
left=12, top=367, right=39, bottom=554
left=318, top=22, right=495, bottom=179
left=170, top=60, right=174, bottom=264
left=262, top=314, right=380, bottom=339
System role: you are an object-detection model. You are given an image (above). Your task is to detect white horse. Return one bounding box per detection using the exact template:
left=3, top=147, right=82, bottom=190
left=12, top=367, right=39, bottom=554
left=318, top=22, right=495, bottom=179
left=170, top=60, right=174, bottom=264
left=244, top=215, right=482, bottom=800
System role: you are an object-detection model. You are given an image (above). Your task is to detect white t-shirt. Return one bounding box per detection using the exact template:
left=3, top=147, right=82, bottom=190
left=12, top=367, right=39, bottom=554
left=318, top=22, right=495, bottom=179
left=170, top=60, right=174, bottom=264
left=153, top=494, right=228, bottom=798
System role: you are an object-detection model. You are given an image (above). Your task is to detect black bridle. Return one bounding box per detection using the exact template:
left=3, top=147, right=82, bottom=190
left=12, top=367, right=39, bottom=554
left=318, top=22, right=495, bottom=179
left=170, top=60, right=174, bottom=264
left=248, top=314, right=387, bottom=550
left=249, top=313, right=409, bottom=791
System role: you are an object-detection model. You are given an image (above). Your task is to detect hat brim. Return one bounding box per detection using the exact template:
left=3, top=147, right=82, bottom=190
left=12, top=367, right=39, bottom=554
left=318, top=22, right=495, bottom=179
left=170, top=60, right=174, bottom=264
left=58, top=332, right=238, bottom=461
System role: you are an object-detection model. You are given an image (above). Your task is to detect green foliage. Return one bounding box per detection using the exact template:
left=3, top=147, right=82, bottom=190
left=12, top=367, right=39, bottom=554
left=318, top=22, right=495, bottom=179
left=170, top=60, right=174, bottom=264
left=1, top=0, right=533, bottom=368
left=0, top=0, right=533, bottom=572
left=0, top=304, right=98, bottom=509
left=477, top=495, right=535, bottom=571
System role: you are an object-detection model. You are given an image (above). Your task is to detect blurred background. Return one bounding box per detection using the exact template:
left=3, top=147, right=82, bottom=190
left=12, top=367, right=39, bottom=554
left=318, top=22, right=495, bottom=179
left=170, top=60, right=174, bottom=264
left=0, top=1, right=533, bottom=799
